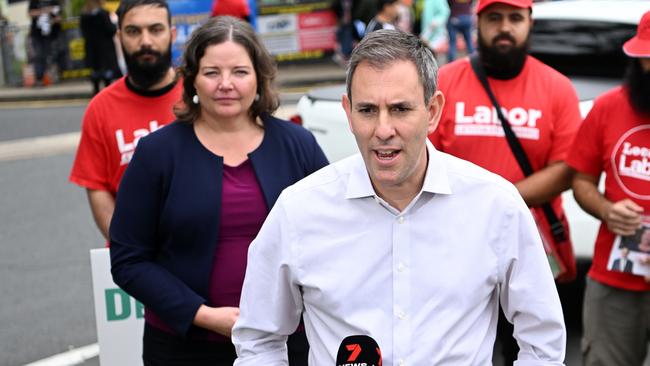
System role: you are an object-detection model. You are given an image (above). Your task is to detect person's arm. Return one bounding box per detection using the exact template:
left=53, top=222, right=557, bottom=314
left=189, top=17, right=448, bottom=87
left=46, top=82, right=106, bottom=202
left=572, top=172, right=643, bottom=236
left=70, top=105, right=115, bottom=240
left=110, top=136, right=206, bottom=335
left=193, top=305, right=240, bottom=337
left=516, top=72, right=582, bottom=207
left=233, top=194, right=303, bottom=365
left=514, top=161, right=574, bottom=207
left=86, top=189, right=114, bottom=240
left=500, top=196, right=566, bottom=365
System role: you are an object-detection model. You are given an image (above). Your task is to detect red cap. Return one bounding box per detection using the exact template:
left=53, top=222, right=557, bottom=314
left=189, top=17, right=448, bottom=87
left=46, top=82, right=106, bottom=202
left=476, top=0, right=533, bottom=14
left=623, top=11, right=650, bottom=58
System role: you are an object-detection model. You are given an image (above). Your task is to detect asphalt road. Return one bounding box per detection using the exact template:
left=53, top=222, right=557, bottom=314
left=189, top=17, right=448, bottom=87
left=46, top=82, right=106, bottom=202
left=0, top=152, right=102, bottom=366
left=0, top=103, right=86, bottom=142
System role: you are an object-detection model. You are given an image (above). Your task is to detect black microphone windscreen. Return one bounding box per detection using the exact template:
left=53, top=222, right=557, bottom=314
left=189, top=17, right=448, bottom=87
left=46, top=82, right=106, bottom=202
left=335, top=335, right=382, bottom=366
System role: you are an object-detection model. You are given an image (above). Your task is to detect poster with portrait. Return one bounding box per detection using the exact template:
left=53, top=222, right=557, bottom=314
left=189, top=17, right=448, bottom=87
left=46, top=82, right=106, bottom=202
left=607, top=216, right=650, bottom=277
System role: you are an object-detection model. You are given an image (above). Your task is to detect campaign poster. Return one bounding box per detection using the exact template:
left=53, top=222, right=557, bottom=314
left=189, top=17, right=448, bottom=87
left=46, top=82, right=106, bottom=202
left=255, top=0, right=336, bottom=61
left=607, top=216, right=650, bottom=277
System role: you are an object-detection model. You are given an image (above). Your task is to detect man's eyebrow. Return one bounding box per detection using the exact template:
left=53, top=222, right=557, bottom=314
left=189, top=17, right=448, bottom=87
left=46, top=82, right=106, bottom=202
left=389, top=101, right=415, bottom=108
left=124, top=22, right=165, bottom=29
left=353, top=102, right=376, bottom=109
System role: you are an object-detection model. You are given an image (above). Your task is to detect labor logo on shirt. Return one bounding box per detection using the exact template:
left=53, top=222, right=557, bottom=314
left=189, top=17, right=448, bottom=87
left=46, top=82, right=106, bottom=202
left=115, top=120, right=164, bottom=166
left=611, top=124, right=650, bottom=200
left=454, top=102, right=543, bottom=140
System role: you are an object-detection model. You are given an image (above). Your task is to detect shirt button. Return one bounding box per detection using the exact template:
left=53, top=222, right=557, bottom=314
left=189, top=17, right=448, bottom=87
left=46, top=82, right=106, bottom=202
left=397, top=262, right=405, bottom=272
left=399, top=359, right=405, bottom=366
left=397, top=216, right=405, bottom=224
left=398, top=311, right=406, bottom=320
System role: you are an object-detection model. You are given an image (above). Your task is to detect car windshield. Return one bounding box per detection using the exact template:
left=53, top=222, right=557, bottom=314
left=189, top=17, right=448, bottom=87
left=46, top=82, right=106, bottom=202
left=531, top=19, right=636, bottom=78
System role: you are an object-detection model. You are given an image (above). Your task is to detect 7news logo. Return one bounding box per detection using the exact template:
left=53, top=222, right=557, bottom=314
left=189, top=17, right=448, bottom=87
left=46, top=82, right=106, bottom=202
left=338, top=343, right=382, bottom=366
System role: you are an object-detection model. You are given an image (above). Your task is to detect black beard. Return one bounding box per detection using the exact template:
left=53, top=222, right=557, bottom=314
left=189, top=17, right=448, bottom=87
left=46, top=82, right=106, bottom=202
left=623, top=59, right=650, bottom=116
left=123, top=43, right=172, bottom=89
left=478, top=30, right=529, bottom=80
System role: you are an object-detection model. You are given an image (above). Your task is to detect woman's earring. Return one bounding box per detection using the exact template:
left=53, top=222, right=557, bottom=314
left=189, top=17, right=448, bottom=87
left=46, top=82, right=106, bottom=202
left=254, top=93, right=260, bottom=102
left=192, top=95, right=199, bottom=104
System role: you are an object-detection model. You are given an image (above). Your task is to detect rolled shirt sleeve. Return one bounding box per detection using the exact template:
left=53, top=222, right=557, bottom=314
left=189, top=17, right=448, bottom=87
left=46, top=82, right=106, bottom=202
left=499, top=198, right=567, bottom=366
left=233, top=193, right=304, bottom=365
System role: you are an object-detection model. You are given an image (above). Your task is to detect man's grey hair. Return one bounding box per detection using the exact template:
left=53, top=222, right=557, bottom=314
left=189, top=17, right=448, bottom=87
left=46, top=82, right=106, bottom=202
left=346, top=30, right=439, bottom=104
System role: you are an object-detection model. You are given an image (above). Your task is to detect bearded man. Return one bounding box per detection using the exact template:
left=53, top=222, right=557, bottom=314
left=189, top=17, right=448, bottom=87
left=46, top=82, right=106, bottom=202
left=70, top=0, right=182, bottom=241
left=567, top=11, right=650, bottom=366
left=429, top=0, right=582, bottom=364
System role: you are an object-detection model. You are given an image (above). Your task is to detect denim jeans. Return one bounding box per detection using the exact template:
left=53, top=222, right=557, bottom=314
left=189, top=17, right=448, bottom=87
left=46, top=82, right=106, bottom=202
left=446, top=14, right=475, bottom=62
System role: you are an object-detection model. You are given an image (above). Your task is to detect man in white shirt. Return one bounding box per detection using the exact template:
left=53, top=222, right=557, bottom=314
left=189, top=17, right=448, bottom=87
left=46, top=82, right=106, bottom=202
left=233, top=29, right=566, bottom=365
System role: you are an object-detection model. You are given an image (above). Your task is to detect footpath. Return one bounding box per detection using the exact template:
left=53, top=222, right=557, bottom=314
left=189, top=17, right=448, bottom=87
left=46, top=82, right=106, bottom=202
left=0, top=59, right=347, bottom=103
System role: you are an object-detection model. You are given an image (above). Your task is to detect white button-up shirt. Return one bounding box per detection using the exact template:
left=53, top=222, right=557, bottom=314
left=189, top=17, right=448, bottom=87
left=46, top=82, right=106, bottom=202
left=233, top=142, right=566, bottom=366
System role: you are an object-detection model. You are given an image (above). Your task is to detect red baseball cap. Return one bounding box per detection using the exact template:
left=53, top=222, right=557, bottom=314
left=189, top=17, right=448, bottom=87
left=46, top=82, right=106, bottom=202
left=623, top=11, right=650, bottom=58
left=476, top=0, right=533, bottom=14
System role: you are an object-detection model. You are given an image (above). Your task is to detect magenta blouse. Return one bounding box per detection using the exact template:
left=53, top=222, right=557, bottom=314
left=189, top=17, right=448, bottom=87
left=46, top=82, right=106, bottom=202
left=146, top=159, right=267, bottom=342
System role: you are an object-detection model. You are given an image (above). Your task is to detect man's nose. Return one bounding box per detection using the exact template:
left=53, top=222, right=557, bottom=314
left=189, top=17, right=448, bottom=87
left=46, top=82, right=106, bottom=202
left=141, top=30, right=153, bottom=46
left=499, top=19, right=513, bottom=33
left=375, top=111, right=396, bottom=140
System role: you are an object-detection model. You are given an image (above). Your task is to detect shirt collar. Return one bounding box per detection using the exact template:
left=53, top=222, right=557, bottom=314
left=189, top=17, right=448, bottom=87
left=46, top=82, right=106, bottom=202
left=345, top=139, right=453, bottom=200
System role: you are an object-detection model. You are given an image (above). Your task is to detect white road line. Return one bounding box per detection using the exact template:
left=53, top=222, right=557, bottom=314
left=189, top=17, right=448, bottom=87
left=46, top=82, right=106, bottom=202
left=23, top=343, right=99, bottom=366
left=0, top=132, right=80, bottom=162
left=0, top=106, right=297, bottom=163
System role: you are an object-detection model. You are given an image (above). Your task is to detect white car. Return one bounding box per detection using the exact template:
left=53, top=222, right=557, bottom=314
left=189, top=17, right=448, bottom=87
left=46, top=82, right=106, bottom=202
left=294, top=0, right=650, bottom=262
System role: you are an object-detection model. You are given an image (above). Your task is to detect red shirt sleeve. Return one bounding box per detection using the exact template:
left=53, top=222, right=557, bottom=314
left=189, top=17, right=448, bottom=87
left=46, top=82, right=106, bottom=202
left=69, top=103, right=112, bottom=192
left=547, top=74, right=582, bottom=163
left=566, top=99, right=604, bottom=178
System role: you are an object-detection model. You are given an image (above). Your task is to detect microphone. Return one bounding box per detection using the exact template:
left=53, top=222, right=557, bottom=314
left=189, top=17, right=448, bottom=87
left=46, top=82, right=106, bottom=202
left=336, top=335, right=382, bottom=366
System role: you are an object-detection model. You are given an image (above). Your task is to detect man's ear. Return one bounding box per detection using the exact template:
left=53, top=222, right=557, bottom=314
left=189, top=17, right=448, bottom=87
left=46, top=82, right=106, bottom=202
left=427, top=91, right=445, bottom=135
left=170, top=25, right=177, bottom=43
left=342, top=93, right=354, bottom=132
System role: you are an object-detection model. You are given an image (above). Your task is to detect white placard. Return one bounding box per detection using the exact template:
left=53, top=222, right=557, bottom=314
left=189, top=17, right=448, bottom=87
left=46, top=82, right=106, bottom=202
left=90, top=248, right=144, bottom=366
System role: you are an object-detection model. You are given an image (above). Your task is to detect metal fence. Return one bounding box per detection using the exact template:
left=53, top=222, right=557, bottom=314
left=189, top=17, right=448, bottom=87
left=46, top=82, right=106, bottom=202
left=0, top=17, right=90, bottom=87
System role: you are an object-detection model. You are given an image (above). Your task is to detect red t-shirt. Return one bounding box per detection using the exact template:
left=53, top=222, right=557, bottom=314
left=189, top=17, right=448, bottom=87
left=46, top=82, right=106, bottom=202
left=69, top=77, right=183, bottom=196
left=430, top=56, right=581, bottom=241
left=566, top=86, right=650, bottom=291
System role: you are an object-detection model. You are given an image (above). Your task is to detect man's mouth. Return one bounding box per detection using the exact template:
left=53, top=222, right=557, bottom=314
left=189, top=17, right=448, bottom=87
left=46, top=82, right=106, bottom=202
left=139, top=54, right=157, bottom=62
left=494, top=36, right=515, bottom=47
left=375, top=149, right=400, bottom=160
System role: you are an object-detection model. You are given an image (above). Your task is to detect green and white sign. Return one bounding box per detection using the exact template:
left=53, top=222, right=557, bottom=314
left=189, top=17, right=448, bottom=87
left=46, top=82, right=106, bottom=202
left=90, top=248, right=143, bottom=365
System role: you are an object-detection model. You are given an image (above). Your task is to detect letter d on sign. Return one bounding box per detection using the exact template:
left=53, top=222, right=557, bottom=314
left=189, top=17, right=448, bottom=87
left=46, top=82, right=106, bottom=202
left=105, top=288, right=131, bottom=321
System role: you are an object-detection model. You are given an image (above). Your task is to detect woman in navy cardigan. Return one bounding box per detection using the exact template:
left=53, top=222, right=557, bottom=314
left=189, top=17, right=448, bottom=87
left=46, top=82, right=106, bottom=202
left=109, top=16, right=328, bottom=365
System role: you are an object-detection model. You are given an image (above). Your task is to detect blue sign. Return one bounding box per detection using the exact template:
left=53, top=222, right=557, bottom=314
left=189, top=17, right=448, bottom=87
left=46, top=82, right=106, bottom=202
left=169, top=0, right=213, bottom=65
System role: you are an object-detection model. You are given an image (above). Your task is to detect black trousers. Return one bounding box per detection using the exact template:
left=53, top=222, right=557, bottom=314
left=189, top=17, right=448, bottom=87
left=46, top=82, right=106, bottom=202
left=143, top=323, right=310, bottom=366
left=143, top=324, right=236, bottom=366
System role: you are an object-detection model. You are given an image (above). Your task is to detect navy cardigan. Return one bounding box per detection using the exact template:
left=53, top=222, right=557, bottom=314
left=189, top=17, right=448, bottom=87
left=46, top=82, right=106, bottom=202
left=109, top=114, right=328, bottom=336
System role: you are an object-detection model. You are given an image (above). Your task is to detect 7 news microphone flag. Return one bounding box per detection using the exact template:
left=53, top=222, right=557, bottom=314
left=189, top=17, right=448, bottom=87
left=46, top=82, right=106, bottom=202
left=336, top=335, right=382, bottom=366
